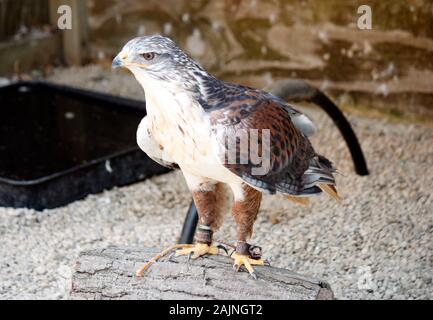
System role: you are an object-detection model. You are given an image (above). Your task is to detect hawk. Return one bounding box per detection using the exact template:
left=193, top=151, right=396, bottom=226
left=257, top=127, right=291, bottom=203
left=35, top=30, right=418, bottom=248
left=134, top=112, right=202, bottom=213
left=112, top=35, right=340, bottom=278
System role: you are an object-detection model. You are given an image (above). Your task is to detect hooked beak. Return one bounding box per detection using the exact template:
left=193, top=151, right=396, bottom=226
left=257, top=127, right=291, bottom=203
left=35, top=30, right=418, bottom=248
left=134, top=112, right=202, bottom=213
left=112, top=56, right=122, bottom=69
left=112, top=51, right=128, bottom=69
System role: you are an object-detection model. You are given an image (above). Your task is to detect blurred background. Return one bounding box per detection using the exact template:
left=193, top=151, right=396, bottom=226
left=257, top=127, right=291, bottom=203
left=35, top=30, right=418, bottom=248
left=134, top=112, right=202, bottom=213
left=1, top=0, right=433, bottom=121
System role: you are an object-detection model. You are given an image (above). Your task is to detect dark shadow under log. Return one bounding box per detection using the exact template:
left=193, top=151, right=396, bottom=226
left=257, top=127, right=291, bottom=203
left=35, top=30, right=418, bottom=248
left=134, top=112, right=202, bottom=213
left=70, top=245, right=334, bottom=300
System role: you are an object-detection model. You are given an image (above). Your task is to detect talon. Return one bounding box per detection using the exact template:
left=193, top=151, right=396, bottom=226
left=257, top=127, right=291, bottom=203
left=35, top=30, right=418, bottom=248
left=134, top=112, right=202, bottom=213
left=231, top=252, right=265, bottom=278
left=174, top=243, right=219, bottom=259
left=191, top=250, right=201, bottom=260
left=136, top=244, right=193, bottom=277
left=136, top=243, right=220, bottom=277
left=217, top=244, right=229, bottom=255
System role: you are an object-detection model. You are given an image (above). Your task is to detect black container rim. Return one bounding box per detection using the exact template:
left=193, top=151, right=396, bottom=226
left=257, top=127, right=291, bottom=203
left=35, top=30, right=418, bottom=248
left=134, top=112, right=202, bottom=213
left=0, top=81, right=147, bottom=186
left=1, top=80, right=146, bottom=111
left=0, top=147, right=141, bottom=186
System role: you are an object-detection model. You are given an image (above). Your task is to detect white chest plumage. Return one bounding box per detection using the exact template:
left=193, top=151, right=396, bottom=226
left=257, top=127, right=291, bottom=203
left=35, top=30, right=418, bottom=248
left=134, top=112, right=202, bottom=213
left=132, top=68, right=243, bottom=186
left=145, top=84, right=212, bottom=164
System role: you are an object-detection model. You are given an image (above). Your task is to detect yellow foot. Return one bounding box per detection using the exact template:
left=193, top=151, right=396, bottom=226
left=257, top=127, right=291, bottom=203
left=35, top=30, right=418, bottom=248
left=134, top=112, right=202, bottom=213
left=175, top=243, right=220, bottom=259
left=232, top=252, right=265, bottom=279
left=135, top=243, right=221, bottom=277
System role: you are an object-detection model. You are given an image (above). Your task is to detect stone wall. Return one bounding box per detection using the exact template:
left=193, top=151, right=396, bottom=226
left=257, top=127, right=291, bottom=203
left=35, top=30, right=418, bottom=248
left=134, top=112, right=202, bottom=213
left=89, top=0, right=433, bottom=119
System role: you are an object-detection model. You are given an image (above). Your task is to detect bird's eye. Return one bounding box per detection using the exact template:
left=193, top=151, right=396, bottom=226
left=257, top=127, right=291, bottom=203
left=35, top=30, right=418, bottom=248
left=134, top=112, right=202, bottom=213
left=142, top=52, right=155, bottom=60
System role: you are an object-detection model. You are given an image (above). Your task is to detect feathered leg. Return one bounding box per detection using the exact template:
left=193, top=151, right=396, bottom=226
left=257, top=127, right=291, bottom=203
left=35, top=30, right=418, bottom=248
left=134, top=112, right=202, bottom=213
left=136, top=176, right=227, bottom=277
left=230, top=183, right=265, bottom=279
left=175, top=184, right=222, bottom=258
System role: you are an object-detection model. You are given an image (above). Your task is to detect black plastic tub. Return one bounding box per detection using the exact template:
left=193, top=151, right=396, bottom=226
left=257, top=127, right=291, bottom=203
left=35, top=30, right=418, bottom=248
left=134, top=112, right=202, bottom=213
left=0, top=81, right=170, bottom=210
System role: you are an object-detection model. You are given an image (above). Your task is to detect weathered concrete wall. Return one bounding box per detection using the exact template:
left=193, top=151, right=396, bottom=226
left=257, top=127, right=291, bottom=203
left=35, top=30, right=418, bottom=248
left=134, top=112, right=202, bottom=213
left=88, top=0, right=433, bottom=119
left=0, top=0, right=50, bottom=40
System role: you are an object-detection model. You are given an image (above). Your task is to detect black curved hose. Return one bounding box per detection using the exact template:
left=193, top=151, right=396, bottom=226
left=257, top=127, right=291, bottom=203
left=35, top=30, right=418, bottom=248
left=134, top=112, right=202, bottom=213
left=310, top=90, right=369, bottom=175
left=178, top=201, right=198, bottom=244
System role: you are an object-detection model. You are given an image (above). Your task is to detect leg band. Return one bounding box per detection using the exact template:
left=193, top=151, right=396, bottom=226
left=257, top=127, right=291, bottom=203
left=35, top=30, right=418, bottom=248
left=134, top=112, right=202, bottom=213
left=236, top=242, right=262, bottom=259
left=195, top=224, right=213, bottom=244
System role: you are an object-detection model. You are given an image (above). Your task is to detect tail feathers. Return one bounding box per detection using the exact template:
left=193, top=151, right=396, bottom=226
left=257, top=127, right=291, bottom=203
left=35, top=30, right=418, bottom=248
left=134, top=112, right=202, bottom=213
left=271, top=154, right=341, bottom=202
left=317, top=155, right=336, bottom=171
left=318, top=183, right=342, bottom=202
left=286, top=195, right=310, bottom=205
left=303, top=155, right=342, bottom=202
left=303, top=157, right=336, bottom=189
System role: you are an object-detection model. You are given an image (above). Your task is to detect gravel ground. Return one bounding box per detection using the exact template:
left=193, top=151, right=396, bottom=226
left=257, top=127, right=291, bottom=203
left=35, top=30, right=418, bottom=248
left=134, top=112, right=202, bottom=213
left=0, top=65, right=432, bottom=299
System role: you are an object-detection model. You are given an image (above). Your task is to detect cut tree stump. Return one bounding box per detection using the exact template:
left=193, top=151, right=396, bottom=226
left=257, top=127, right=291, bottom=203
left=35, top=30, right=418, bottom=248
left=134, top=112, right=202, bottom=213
left=70, top=245, right=334, bottom=300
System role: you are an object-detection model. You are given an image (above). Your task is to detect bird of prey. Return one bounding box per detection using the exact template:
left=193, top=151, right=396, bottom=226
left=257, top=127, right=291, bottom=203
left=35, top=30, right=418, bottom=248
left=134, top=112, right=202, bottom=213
left=112, top=35, right=340, bottom=278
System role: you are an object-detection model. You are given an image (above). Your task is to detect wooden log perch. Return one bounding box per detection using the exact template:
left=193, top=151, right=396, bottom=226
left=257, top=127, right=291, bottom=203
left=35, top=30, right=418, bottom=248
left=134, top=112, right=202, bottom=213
left=70, top=245, right=334, bottom=300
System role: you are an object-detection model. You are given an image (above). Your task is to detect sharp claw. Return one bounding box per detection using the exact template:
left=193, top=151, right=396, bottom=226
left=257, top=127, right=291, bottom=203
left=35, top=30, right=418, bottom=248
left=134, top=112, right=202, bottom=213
left=217, top=244, right=229, bottom=255
left=233, top=264, right=240, bottom=272
left=137, top=243, right=222, bottom=277
left=167, top=251, right=176, bottom=261
left=264, top=259, right=271, bottom=266
left=250, top=272, right=258, bottom=280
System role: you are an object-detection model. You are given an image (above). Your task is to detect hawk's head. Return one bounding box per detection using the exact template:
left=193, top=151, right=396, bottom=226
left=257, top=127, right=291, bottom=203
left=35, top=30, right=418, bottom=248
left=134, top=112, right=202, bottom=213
left=112, top=35, right=208, bottom=87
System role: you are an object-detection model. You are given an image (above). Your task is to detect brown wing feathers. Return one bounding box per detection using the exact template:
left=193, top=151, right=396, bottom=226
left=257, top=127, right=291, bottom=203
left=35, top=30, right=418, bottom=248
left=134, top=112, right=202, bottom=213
left=209, top=83, right=340, bottom=201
